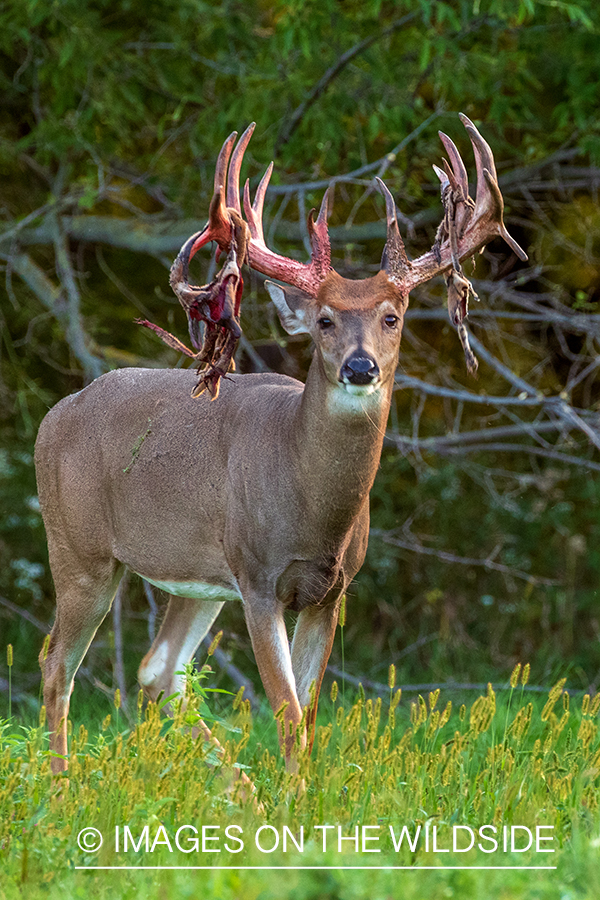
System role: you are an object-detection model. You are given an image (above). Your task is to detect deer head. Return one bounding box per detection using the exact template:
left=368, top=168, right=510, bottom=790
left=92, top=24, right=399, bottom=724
left=166, top=116, right=526, bottom=397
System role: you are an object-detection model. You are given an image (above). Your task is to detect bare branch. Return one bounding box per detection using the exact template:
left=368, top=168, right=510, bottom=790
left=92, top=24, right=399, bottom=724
left=387, top=420, right=565, bottom=450
left=435, top=442, right=600, bottom=472
left=467, top=331, right=537, bottom=397
left=142, top=580, right=159, bottom=643
left=49, top=211, right=105, bottom=381
left=0, top=593, right=48, bottom=632
left=394, top=374, right=544, bottom=407
left=370, top=528, right=559, bottom=586
left=1, top=249, right=62, bottom=311
left=2, top=244, right=105, bottom=382
left=272, top=109, right=441, bottom=195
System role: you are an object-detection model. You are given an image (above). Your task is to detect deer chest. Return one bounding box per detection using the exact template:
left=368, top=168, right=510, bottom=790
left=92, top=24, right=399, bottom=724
left=275, top=556, right=345, bottom=612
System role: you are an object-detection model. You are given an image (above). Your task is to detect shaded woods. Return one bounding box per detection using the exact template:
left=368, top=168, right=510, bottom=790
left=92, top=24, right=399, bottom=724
left=2, top=0, right=600, bottom=714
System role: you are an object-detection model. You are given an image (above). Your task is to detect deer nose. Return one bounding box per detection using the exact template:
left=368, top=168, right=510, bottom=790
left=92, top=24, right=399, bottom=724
left=341, top=355, right=380, bottom=385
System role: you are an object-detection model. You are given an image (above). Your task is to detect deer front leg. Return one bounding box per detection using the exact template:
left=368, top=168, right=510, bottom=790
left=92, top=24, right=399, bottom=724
left=291, top=597, right=341, bottom=753
left=243, top=596, right=304, bottom=768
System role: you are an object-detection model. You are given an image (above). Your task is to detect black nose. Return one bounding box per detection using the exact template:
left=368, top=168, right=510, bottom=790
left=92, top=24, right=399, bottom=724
left=341, top=355, right=380, bottom=385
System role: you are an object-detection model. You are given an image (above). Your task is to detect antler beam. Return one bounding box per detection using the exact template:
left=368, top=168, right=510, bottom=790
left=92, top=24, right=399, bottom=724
left=381, top=113, right=527, bottom=294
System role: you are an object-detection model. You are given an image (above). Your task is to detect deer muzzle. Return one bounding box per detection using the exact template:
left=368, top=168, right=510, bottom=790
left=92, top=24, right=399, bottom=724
left=340, top=355, right=380, bottom=387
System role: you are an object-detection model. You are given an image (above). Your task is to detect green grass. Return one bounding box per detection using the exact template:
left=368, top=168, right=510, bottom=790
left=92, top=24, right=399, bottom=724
left=2, top=664, right=600, bottom=898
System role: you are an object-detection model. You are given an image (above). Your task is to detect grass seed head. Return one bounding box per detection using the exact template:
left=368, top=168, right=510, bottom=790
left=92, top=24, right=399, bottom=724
left=439, top=700, right=452, bottom=728
left=550, top=677, right=568, bottom=703
left=410, top=701, right=417, bottom=727
left=510, top=663, right=521, bottom=688
left=233, top=685, right=246, bottom=711
left=418, top=694, right=427, bottom=726
left=388, top=663, right=396, bottom=691
left=206, top=630, right=223, bottom=657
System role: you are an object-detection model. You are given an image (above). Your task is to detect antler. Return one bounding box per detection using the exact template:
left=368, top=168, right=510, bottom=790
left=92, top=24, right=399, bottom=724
left=379, top=113, right=527, bottom=294
left=179, top=123, right=332, bottom=298
left=156, top=123, right=332, bottom=398
left=378, top=113, right=527, bottom=373
left=140, top=130, right=255, bottom=400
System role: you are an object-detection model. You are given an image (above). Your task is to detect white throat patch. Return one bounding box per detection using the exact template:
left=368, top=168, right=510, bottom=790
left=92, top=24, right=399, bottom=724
left=327, top=381, right=384, bottom=414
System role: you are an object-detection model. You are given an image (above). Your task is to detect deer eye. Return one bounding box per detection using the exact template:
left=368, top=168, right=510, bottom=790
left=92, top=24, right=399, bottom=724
left=318, top=316, right=334, bottom=330
left=384, top=314, right=399, bottom=328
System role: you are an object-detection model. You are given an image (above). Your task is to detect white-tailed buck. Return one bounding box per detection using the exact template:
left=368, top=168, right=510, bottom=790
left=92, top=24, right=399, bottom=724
left=36, top=116, right=526, bottom=773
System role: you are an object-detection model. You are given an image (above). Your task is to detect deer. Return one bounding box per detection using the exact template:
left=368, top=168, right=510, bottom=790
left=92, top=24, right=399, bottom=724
left=35, top=115, right=526, bottom=775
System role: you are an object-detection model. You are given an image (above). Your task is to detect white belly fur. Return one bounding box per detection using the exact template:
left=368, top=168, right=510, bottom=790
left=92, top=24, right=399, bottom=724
left=136, top=574, right=242, bottom=601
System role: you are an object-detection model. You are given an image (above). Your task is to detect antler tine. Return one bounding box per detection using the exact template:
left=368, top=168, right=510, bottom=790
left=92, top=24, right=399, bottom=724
left=375, top=177, right=410, bottom=283
left=182, top=131, right=241, bottom=266
left=307, top=187, right=332, bottom=278
left=458, top=113, right=500, bottom=217
left=227, top=122, right=256, bottom=214
left=243, top=161, right=274, bottom=243
left=432, top=163, right=449, bottom=191
left=484, top=168, right=529, bottom=260
left=459, top=113, right=528, bottom=261
left=315, top=186, right=330, bottom=227
left=442, top=158, right=460, bottom=193
left=177, top=125, right=336, bottom=299
left=214, top=130, right=238, bottom=195
left=403, top=114, right=529, bottom=295
left=438, top=132, right=469, bottom=198
left=459, top=113, right=496, bottom=171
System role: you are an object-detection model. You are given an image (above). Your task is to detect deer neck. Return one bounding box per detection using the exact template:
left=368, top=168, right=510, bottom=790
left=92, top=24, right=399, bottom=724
left=291, top=353, right=393, bottom=531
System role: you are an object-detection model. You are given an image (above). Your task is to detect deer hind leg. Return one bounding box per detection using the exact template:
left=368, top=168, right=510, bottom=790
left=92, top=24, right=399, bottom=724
left=291, top=596, right=341, bottom=754
left=138, top=595, right=224, bottom=738
left=40, top=557, right=124, bottom=774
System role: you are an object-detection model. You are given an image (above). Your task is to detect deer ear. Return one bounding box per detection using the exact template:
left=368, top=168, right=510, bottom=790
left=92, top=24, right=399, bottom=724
left=265, top=281, right=312, bottom=336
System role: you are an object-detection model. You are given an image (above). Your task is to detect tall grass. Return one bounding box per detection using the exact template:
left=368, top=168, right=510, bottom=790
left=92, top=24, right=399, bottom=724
left=1, top=658, right=600, bottom=898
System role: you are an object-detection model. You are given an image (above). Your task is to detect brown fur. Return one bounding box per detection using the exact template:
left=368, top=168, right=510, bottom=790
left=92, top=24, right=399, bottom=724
left=317, top=269, right=406, bottom=311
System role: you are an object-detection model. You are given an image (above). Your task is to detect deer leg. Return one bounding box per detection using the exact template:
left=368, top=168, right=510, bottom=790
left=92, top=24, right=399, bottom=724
left=139, top=595, right=259, bottom=803
left=138, top=595, right=224, bottom=738
left=291, top=597, right=341, bottom=753
left=243, top=598, right=303, bottom=767
left=40, top=559, right=124, bottom=774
